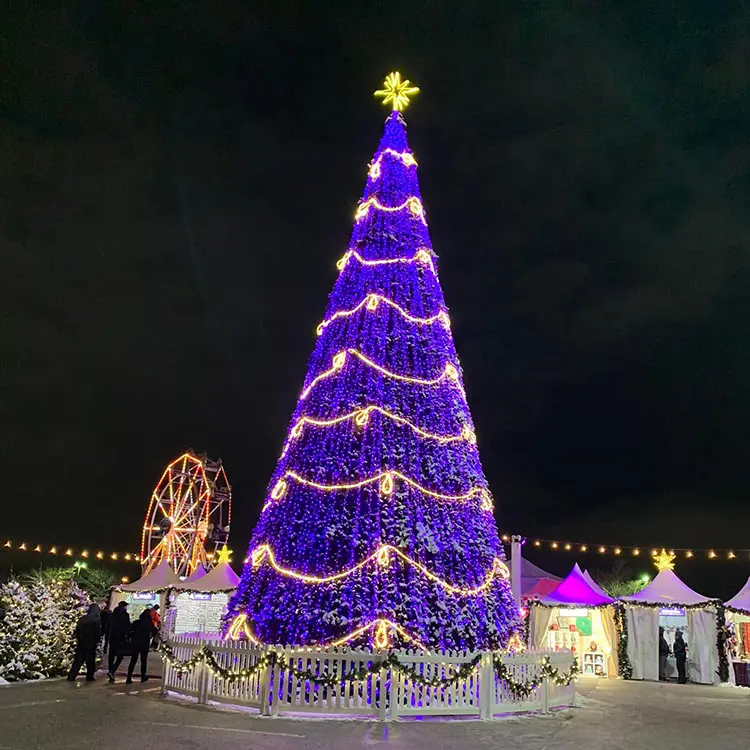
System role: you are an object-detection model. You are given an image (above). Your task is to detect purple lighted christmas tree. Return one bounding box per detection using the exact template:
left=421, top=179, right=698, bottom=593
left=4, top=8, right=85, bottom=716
left=226, top=74, right=519, bottom=650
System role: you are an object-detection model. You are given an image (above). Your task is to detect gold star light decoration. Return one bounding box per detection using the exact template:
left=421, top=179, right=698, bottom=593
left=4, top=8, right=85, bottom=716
left=652, top=548, right=676, bottom=572
left=374, top=71, right=420, bottom=111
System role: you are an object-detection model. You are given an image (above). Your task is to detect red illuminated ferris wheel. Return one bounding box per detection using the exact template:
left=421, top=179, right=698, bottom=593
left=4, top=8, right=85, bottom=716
left=140, top=452, right=231, bottom=577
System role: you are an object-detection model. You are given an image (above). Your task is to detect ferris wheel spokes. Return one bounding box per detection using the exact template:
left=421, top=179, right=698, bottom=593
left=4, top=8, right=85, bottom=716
left=140, top=452, right=232, bottom=577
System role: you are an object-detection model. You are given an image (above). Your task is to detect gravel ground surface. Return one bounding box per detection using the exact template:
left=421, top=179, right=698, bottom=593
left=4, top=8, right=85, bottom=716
left=1, top=668, right=749, bottom=749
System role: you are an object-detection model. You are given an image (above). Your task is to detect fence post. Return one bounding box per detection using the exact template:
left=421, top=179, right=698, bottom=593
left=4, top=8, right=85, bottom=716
left=540, top=672, right=550, bottom=714
left=197, top=659, right=209, bottom=705
left=268, top=647, right=283, bottom=718
left=378, top=661, right=388, bottom=722
left=479, top=652, right=492, bottom=720
left=389, top=666, right=400, bottom=722
left=160, top=651, right=170, bottom=696
left=258, top=647, right=272, bottom=717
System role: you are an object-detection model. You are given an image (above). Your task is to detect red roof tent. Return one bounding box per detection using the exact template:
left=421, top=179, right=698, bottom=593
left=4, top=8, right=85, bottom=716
left=510, top=557, right=563, bottom=602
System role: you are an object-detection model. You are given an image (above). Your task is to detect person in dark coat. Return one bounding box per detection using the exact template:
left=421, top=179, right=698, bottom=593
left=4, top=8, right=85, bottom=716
left=658, top=626, right=670, bottom=681
left=100, top=605, right=112, bottom=652
left=126, top=609, right=158, bottom=684
left=67, top=604, right=102, bottom=682
left=107, top=601, right=130, bottom=682
left=673, top=629, right=688, bottom=684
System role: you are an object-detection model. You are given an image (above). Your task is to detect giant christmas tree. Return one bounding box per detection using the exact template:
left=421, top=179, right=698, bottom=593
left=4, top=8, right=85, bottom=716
left=227, top=74, right=519, bottom=650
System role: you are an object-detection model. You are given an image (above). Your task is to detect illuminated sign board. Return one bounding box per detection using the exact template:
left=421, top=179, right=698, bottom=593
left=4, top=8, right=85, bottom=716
left=659, top=607, right=685, bottom=617
left=132, top=592, right=156, bottom=601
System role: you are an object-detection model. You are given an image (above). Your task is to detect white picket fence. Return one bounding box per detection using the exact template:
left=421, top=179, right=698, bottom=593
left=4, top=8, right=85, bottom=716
left=162, top=636, right=576, bottom=720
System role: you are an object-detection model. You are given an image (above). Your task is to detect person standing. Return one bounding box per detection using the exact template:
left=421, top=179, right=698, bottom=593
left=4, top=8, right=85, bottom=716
left=149, top=604, right=161, bottom=650
left=107, top=601, right=130, bottom=682
left=126, top=609, right=158, bottom=684
left=66, top=604, right=102, bottom=682
left=673, top=629, right=688, bottom=684
left=100, top=604, right=112, bottom=653
left=659, top=626, right=670, bottom=681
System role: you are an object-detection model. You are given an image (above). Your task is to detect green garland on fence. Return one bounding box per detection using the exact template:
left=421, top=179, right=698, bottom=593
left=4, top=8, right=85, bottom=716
left=522, top=611, right=530, bottom=646
left=158, top=642, right=481, bottom=688
left=158, top=642, right=576, bottom=695
left=613, top=604, right=633, bottom=680
left=159, top=642, right=276, bottom=683
left=491, top=655, right=579, bottom=699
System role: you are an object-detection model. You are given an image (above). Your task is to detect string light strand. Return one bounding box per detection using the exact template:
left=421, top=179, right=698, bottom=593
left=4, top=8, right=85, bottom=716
left=249, top=543, right=509, bottom=595
left=283, top=406, right=476, bottom=455
left=336, top=247, right=436, bottom=274
left=299, top=349, right=464, bottom=401
left=266, top=470, right=493, bottom=510
left=316, top=294, right=450, bottom=336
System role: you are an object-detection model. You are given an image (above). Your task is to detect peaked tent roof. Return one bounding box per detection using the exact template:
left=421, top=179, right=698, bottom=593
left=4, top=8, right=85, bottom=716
left=583, top=570, right=612, bottom=600
left=621, top=568, right=713, bottom=606
left=726, top=576, right=750, bottom=612
left=509, top=557, right=562, bottom=600
left=117, top=558, right=181, bottom=592
left=182, top=564, right=207, bottom=583
left=538, top=563, right=614, bottom=607
left=177, top=561, right=240, bottom=592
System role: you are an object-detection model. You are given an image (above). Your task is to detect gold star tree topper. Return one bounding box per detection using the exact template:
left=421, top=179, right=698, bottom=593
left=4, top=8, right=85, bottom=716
left=652, top=548, right=676, bottom=572
left=216, top=544, right=233, bottom=565
left=374, top=71, right=420, bottom=111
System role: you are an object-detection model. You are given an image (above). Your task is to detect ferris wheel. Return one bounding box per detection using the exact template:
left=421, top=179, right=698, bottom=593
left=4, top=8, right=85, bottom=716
left=140, top=452, right=231, bottom=577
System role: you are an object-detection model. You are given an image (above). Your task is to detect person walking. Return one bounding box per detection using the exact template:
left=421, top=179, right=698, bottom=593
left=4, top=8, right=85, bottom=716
left=673, top=629, right=688, bottom=684
left=100, top=604, right=112, bottom=653
left=66, top=604, right=102, bottom=682
left=658, top=626, right=670, bottom=681
left=126, top=609, right=158, bottom=684
left=107, top=601, right=130, bottom=682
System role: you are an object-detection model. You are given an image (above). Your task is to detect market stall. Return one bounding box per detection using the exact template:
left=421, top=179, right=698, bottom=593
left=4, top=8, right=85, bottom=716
left=725, top=576, right=750, bottom=687
left=528, top=563, right=618, bottom=677
left=620, top=554, right=722, bottom=684
left=108, top=558, right=181, bottom=619
left=168, top=555, right=239, bottom=636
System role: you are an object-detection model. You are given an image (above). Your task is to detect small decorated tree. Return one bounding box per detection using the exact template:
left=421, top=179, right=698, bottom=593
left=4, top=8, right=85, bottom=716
left=0, top=580, right=44, bottom=682
left=0, top=576, right=88, bottom=681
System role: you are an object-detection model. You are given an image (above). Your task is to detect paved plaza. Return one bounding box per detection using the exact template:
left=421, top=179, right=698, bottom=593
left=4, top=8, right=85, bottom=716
left=1, top=672, right=749, bottom=750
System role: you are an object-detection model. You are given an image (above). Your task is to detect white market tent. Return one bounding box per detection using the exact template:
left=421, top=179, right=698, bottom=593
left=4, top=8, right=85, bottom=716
left=621, top=568, right=719, bottom=684
left=583, top=570, right=613, bottom=601
left=726, top=576, right=750, bottom=613
left=181, top=563, right=208, bottom=584
left=529, top=564, right=619, bottom=677
left=177, top=560, right=240, bottom=593
left=167, top=560, right=240, bottom=636
left=725, top=576, right=750, bottom=663
left=109, top=559, right=181, bottom=617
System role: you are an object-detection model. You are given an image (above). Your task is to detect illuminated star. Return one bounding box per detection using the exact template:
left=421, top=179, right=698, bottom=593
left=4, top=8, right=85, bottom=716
left=374, top=71, right=420, bottom=111
left=652, top=548, right=676, bottom=572
left=216, top=544, right=233, bottom=565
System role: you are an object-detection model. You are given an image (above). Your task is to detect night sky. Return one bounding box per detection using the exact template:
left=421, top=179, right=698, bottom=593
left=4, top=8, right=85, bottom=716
left=3, top=2, right=749, bottom=597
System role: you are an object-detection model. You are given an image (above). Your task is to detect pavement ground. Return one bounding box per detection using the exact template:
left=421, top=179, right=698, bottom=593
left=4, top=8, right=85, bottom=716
left=1, top=668, right=749, bottom=750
